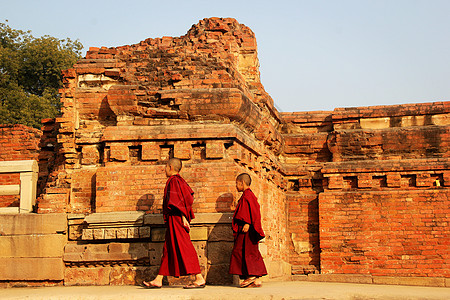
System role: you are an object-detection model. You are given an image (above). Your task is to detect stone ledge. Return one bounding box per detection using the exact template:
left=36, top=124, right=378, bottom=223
left=0, top=213, right=67, bottom=235
left=0, top=258, right=64, bottom=280
left=296, top=274, right=448, bottom=287
left=373, top=276, right=446, bottom=287
left=84, top=211, right=145, bottom=226
left=0, top=235, right=66, bottom=257
left=0, top=160, right=38, bottom=173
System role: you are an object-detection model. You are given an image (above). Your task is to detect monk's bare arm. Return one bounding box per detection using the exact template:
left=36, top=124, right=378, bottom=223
left=182, top=214, right=191, bottom=230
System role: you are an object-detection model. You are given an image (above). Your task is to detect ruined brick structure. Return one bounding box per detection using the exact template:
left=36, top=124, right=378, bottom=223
left=1, top=18, right=448, bottom=287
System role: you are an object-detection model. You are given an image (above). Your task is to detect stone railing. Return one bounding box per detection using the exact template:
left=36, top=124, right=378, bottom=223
left=0, top=160, right=38, bottom=213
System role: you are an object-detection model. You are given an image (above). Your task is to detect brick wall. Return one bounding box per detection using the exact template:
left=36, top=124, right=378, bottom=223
left=0, top=122, right=58, bottom=210
left=0, top=125, right=40, bottom=208
left=319, top=189, right=449, bottom=277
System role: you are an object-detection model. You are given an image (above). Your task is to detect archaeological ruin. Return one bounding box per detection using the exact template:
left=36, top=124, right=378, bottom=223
left=0, top=17, right=448, bottom=287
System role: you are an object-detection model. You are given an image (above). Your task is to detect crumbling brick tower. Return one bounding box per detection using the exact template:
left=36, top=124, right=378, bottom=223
left=39, top=18, right=291, bottom=284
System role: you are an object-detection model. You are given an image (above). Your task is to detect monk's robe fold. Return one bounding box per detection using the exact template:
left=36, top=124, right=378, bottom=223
left=158, top=175, right=201, bottom=277
left=229, top=188, right=267, bottom=277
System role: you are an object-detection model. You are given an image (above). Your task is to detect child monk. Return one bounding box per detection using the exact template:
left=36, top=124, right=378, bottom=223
left=229, top=173, right=267, bottom=288
left=143, top=158, right=206, bottom=289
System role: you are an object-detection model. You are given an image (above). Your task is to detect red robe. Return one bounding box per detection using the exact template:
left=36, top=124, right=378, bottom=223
left=158, top=174, right=201, bottom=277
left=229, top=188, right=267, bottom=277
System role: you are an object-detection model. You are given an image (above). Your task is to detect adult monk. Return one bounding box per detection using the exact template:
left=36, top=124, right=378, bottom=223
left=143, top=158, right=206, bottom=289
left=229, top=173, right=267, bottom=288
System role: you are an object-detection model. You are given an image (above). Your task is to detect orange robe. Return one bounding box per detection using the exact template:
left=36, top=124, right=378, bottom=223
left=158, top=175, right=201, bottom=276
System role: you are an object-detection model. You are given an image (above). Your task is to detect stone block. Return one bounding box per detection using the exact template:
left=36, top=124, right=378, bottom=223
left=143, top=214, right=164, bottom=225
left=266, top=259, right=291, bottom=280
left=207, top=242, right=233, bottom=264
left=151, top=228, right=166, bottom=242
left=372, top=276, right=445, bottom=287
left=93, top=228, right=105, bottom=239
left=0, top=258, right=64, bottom=280
left=139, top=226, right=151, bottom=238
left=82, top=228, right=94, bottom=240
left=206, top=263, right=233, bottom=285
left=69, top=224, right=84, bottom=240
left=360, top=117, right=390, bottom=129
left=190, top=227, right=208, bottom=241
left=148, top=243, right=164, bottom=266
left=116, top=228, right=128, bottom=239
left=292, top=275, right=308, bottom=281
left=64, top=266, right=111, bottom=286
left=110, top=266, right=154, bottom=286
left=84, top=211, right=145, bottom=225
left=208, top=224, right=233, bottom=242
left=104, top=228, right=117, bottom=239
left=191, top=212, right=233, bottom=224
left=0, top=213, right=66, bottom=235
left=127, top=227, right=140, bottom=239
left=192, top=241, right=207, bottom=267
left=307, top=274, right=372, bottom=284
left=0, top=234, right=66, bottom=258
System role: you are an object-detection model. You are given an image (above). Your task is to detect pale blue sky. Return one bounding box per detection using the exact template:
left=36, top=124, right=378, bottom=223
left=1, top=0, right=449, bottom=112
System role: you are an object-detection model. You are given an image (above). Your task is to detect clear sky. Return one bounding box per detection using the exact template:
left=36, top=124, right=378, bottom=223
left=1, top=0, right=449, bottom=112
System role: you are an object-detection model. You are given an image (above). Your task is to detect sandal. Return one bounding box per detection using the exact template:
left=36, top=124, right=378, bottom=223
left=240, top=277, right=257, bottom=288
left=183, top=282, right=206, bottom=289
left=248, top=282, right=262, bottom=288
left=142, top=281, right=162, bottom=289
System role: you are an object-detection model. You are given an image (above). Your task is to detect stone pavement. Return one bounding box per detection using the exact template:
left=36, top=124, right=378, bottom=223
left=1, top=281, right=449, bottom=300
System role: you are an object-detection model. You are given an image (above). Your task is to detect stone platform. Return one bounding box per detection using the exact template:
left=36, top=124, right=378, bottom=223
left=1, top=281, right=449, bottom=300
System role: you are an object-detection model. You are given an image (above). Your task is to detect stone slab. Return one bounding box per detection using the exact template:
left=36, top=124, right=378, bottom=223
left=151, top=228, right=166, bottom=242
left=308, top=274, right=373, bottom=284
left=0, top=234, right=66, bottom=257
left=266, top=259, right=292, bottom=280
left=190, top=227, right=208, bottom=241
left=84, top=211, right=144, bottom=225
left=143, top=214, right=164, bottom=225
left=64, top=266, right=111, bottom=286
left=372, top=276, right=445, bottom=287
left=0, top=160, right=38, bottom=173
left=191, top=213, right=233, bottom=224
left=0, top=207, right=20, bottom=214
left=0, top=257, right=64, bottom=280
left=0, top=213, right=67, bottom=235
left=0, top=184, right=20, bottom=196
left=208, top=224, right=234, bottom=242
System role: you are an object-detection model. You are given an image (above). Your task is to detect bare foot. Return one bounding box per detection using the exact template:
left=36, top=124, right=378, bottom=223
left=143, top=275, right=163, bottom=288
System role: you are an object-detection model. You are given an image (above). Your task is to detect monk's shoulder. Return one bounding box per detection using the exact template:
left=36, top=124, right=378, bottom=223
left=244, top=189, right=258, bottom=200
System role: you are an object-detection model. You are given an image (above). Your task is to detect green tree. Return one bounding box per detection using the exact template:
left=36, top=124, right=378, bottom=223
left=0, top=21, right=82, bottom=128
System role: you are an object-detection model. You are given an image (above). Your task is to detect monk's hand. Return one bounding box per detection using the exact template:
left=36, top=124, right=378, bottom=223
left=182, top=215, right=190, bottom=231
left=242, top=223, right=250, bottom=233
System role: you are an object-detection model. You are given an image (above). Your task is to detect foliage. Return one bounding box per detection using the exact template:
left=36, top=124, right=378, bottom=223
left=0, top=21, right=83, bottom=128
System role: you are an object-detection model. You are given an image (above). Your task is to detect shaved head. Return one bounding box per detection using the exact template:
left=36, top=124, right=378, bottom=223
left=167, top=157, right=182, bottom=172
left=236, top=173, right=251, bottom=186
